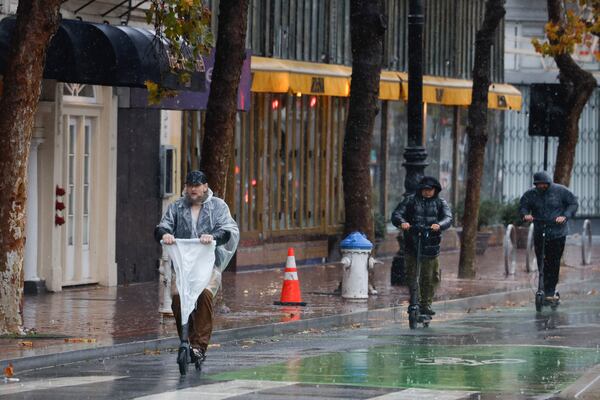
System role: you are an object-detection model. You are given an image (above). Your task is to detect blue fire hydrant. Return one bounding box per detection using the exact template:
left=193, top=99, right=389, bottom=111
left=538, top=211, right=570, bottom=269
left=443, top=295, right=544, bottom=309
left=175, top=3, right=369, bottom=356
left=340, top=232, right=373, bottom=300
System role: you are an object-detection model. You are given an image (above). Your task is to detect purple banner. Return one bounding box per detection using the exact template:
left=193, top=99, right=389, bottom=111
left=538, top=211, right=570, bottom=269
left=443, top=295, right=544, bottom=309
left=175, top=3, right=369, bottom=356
left=128, top=49, right=252, bottom=111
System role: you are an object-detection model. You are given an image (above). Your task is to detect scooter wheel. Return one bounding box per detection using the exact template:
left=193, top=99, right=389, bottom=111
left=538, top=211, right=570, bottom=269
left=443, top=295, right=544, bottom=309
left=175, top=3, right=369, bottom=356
left=195, top=360, right=203, bottom=371
left=535, top=293, right=544, bottom=312
left=409, top=310, right=418, bottom=330
left=177, top=346, right=189, bottom=376
left=423, top=321, right=430, bottom=328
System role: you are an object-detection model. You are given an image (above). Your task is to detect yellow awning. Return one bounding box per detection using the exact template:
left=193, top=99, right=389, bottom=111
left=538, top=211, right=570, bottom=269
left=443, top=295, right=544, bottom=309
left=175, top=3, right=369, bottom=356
left=251, top=57, right=521, bottom=111
left=251, top=56, right=351, bottom=97
left=415, top=76, right=522, bottom=110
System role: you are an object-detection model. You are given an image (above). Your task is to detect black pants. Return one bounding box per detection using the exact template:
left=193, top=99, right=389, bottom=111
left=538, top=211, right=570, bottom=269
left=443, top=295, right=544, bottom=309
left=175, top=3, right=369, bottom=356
left=533, top=235, right=566, bottom=296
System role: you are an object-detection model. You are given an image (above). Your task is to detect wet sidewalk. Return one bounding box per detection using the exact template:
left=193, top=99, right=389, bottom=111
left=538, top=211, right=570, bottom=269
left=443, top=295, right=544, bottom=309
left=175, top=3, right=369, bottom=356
left=2, top=241, right=600, bottom=367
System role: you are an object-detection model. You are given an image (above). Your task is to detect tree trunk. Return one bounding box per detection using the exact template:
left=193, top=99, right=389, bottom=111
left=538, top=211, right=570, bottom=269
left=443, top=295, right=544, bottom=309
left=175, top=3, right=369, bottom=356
left=200, top=0, right=249, bottom=199
left=342, top=0, right=387, bottom=241
left=0, top=1, right=62, bottom=334
left=457, top=0, right=505, bottom=279
left=547, top=0, right=597, bottom=186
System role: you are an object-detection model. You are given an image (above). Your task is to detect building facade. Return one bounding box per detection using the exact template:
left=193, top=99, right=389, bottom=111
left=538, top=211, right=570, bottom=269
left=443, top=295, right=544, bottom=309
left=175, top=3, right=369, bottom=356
left=1, top=0, right=521, bottom=291
left=502, top=0, right=600, bottom=217
left=178, top=0, right=517, bottom=268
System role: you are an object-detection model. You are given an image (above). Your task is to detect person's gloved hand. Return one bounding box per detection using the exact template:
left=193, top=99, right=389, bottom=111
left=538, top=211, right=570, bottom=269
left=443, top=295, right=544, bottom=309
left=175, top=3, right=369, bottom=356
left=211, top=230, right=231, bottom=246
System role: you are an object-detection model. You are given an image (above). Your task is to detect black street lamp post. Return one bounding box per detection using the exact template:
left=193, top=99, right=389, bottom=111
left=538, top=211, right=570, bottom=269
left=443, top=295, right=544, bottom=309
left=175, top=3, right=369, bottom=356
left=391, top=0, right=428, bottom=285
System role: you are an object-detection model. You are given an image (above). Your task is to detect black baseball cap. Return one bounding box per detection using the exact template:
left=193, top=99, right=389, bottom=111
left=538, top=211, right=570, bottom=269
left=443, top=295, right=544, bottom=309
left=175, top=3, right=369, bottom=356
left=185, top=170, right=208, bottom=185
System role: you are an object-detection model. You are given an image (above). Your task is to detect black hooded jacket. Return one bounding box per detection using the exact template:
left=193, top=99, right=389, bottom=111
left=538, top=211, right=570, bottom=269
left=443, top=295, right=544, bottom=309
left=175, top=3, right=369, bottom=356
left=519, top=171, right=578, bottom=239
left=391, top=177, right=453, bottom=258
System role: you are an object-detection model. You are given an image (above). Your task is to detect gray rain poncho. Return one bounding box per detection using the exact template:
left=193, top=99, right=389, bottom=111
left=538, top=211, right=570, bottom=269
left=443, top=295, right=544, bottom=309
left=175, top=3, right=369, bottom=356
left=155, top=188, right=240, bottom=321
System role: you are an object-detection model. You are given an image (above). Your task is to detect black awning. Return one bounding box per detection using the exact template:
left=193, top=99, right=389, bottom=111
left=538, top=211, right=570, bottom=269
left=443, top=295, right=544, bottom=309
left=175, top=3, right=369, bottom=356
left=0, top=17, right=205, bottom=91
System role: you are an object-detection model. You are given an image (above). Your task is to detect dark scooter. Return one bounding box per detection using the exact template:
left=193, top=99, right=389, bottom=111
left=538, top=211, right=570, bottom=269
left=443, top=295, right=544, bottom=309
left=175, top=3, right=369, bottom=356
left=177, top=322, right=205, bottom=375
left=534, top=219, right=560, bottom=312
left=407, top=225, right=432, bottom=329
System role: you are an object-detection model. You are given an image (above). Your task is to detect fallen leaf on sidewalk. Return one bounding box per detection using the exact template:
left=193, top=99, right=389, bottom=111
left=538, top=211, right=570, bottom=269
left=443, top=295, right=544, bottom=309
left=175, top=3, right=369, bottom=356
left=587, top=289, right=598, bottom=296
left=208, top=343, right=221, bottom=349
left=3, top=363, right=14, bottom=378
left=64, top=338, right=97, bottom=343
left=19, top=341, right=33, bottom=347
left=351, top=323, right=361, bottom=329
left=144, top=349, right=161, bottom=355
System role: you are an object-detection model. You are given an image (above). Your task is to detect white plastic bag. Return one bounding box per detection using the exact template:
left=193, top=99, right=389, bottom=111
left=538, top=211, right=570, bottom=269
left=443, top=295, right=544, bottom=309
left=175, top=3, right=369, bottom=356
left=162, top=239, right=216, bottom=324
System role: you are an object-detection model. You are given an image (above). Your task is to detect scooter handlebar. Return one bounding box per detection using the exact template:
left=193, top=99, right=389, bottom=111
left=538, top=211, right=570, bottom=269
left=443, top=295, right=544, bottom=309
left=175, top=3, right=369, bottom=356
left=532, top=218, right=562, bottom=226
left=408, top=225, right=434, bottom=237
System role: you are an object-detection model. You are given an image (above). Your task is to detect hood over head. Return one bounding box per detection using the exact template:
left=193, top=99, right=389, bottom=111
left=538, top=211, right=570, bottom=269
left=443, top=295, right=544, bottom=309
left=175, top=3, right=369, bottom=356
left=533, top=171, right=553, bottom=185
left=418, top=176, right=442, bottom=195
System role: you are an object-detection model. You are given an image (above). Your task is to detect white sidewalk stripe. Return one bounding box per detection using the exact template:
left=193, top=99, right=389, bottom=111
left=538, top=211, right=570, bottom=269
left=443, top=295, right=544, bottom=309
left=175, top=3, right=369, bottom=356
left=0, top=375, right=126, bottom=396
left=133, top=379, right=296, bottom=400
left=575, top=374, right=600, bottom=398
left=369, top=388, right=477, bottom=400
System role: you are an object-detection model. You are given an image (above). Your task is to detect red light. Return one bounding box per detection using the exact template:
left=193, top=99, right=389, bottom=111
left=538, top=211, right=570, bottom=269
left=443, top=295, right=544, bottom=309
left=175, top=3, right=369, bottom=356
left=251, top=179, right=257, bottom=186
left=271, top=99, right=280, bottom=110
left=309, top=96, right=317, bottom=108
left=235, top=165, right=240, bottom=174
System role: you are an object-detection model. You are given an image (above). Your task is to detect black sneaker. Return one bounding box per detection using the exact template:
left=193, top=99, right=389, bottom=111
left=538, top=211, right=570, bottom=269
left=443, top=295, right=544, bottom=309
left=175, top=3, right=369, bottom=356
left=420, top=306, right=436, bottom=316
left=190, top=347, right=206, bottom=364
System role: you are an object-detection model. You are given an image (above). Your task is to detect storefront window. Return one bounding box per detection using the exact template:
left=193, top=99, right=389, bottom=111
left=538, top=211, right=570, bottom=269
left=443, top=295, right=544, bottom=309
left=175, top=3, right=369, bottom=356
left=425, top=104, right=454, bottom=202
left=386, top=101, right=408, bottom=218
left=370, top=100, right=383, bottom=215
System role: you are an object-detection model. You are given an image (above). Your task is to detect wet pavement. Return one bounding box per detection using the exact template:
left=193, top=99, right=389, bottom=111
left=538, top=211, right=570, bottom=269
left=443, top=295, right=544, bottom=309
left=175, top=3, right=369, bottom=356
left=1, top=241, right=600, bottom=364
left=2, top=291, right=600, bottom=399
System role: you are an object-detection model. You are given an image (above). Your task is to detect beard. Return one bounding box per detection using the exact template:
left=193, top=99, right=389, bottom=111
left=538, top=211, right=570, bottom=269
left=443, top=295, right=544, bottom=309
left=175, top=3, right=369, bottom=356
left=184, top=191, right=205, bottom=205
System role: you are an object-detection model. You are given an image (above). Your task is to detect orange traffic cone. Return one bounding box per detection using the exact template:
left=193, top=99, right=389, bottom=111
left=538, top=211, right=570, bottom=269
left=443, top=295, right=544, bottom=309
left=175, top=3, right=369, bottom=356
left=274, top=248, right=307, bottom=306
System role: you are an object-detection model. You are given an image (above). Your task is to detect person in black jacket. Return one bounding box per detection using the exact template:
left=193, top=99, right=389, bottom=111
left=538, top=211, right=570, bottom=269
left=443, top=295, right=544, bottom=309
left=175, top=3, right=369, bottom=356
left=391, top=176, right=453, bottom=315
left=519, top=171, right=578, bottom=301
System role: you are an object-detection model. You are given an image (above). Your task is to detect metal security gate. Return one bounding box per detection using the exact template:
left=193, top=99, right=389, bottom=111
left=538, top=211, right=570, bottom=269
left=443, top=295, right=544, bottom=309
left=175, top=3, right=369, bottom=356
left=502, top=86, right=600, bottom=216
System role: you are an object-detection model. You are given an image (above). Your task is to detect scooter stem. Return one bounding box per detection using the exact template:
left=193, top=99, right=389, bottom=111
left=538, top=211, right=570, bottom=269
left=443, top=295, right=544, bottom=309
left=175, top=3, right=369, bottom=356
left=538, top=225, right=546, bottom=294
left=181, top=322, right=190, bottom=343
left=411, top=230, right=422, bottom=308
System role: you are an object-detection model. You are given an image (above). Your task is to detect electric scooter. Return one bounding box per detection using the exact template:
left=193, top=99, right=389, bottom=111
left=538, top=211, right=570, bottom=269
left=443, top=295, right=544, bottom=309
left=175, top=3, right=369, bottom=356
left=408, top=225, right=432, bottom=329
left=176, top=322, right=205, bottom=375
left=534, top=219, right=560, bottom=312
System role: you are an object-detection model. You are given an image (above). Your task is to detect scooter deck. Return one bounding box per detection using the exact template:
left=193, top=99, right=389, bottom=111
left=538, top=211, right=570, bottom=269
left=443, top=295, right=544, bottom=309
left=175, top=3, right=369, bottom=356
left=408, top=310, right=432, bottom=328
left=535, top=292, right=560, bottom=311
left=543, top=298, right=560, bottom=307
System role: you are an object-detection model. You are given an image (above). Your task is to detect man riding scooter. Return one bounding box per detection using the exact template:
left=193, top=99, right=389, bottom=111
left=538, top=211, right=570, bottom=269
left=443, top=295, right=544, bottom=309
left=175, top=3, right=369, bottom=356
left=392, top=176, right=452, bottom=323
left=519, top=171, right=578, bottom=308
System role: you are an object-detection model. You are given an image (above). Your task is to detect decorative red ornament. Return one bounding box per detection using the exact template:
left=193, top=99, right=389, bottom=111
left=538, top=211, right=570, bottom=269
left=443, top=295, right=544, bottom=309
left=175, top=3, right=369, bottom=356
left=55, top=201, right=65, bottom=211
left=55, top=215, right=65, bottom=226
left=56, top=186, right=66, bottom=196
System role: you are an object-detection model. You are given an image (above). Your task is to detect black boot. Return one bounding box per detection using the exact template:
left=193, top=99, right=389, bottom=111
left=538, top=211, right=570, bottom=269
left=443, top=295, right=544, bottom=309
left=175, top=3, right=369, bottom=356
left=420, top=305, right=436, bottom=316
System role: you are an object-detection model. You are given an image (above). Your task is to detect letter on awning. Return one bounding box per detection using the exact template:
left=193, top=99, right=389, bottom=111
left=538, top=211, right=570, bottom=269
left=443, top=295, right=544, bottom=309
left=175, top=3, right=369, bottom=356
left=250, top=57, right=521, bottom=111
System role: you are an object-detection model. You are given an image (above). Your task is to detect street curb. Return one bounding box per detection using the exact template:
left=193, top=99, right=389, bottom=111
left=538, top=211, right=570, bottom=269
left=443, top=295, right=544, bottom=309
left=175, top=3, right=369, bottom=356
left=3, top=278, right=599, bottom=372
